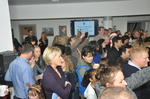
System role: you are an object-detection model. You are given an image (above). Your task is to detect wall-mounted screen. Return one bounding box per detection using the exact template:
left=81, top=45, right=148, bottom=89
left=70, top=19, right=99, bottom=37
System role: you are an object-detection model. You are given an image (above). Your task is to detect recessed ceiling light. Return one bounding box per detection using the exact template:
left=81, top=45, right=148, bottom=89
left=52, top=0, right=59, bottom=2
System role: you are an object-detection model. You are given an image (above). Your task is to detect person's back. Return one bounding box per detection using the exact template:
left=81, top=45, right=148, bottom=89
left=5, top=44, right=35, bottom=98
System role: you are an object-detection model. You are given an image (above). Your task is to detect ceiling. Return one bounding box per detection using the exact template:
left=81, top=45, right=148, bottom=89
left=8, top=0, right=125, bottom=5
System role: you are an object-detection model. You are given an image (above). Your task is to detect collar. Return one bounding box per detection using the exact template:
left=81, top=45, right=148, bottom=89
left=128, top=60, right=141, bottom=70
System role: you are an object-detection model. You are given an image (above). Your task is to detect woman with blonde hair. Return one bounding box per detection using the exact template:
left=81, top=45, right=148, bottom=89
left=42, top=47, right=71, bottom=99
left=51, top=36, right=64, bottom=46
left=61, top=54, right=79, bottom=99
left=39, top=32, right=48, bottom=54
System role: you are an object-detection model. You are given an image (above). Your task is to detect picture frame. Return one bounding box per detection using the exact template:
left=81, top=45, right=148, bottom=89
left=42, top=27, right=54, bottom=36
left=19, top=24, right=36, bottom=42
left=59, top=26, right=67, bottom=36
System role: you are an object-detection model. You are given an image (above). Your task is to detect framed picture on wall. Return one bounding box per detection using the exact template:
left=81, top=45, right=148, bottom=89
left=59, top=26, right=67, bottom=36
left=19, top=25, right=36, bottom=42
left=42, top=27, right=54, bottom=36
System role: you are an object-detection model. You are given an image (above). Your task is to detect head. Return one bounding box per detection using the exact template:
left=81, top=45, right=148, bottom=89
left=81, top=46, right=93, bottom=63
left=116, top=30, right=121, bottom=35
left=68, top=36, right=77, bottom=45
left=99, top=58, right=109, bottom=66
left=108, top=28, right=113, bottom=34
left=122, top=35, right=130, bottom=45
left=43, top=47, right=63, bottom=66
left=96, top=66, right=127, bottom=89
left=140, top=32, right=147, bottom=40
left=120, top=44, right=132, bottom=59
left=53, top=44, right=66, bottom=55
left=52, top=35, right=65, bottom=47
left=98, top=27, right=105, bottom=36
left=29, top=56, right=35, bottom=66
left=124, top=31, right=131, bottom=38
left=65, top=47, right=72, bottom=55
left=133, top=30, right=140, bottom=38
left=34, top=45, right=41, bottom=58
left=99, top=87, right=134, bottom=99
left=88, top=40, right=97, bottom=55
left=28, top=84, right=43, bottom=99
left=112, top=37, right=122, bottom=48
left=21, top=44, right=34, bottom=60
left=41, top=32, right=47, bottom=40
left=28, top=29, right=34, bottom=36
left=130, top=46, right=149, bottom=68
left=104, top=29, right=108, bottom=34
left=102, top=34, right=110, bottom=45
left=97, top=39, right=106, bottom=54
left=61, top=54, right=74, bottom=72
left=82, top=69, right=97, bottom=87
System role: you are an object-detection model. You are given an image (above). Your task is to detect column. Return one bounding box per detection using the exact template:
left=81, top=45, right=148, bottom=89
left=103, top=16, right=113, bottom=29
left=0, top=0, right=13, bottom=52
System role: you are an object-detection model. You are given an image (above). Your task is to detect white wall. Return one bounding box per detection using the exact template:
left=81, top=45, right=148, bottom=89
left=11, top=18, right=103, bottom=46
left=9, top=0, right=150, bottom=20
left=113, top=17, right=127, bottom=34
left=0, top=0, right=13, bottom=52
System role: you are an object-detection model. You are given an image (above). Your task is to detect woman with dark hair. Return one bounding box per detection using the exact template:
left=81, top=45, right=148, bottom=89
left=95, top=64, right=150, bottom=99
left=76, top=46, right=94, bottom=99
left=82, top=69, right=97, bottom=99
left=91, top=39, right=107, bottom=64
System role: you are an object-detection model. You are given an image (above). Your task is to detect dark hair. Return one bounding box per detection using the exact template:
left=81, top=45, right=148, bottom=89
left=88, top=40, right=97, bottom=56
left=53, top=44, right=66, bottom=54
left=65, top=47, right=72, bottom=55
left=122, top=35, right=130, bottom=43
left=112, top=37, right=122, bottom=46
left=28, top=29, right=33, bottom=32
left=120, top=44, right=132, bottom=53
left=67, top=36, right=76, bottom=45
left=99, top=27, right=105, bottom=31
left=21, top=44, right=34, bottom=54
left=97, top=39, right=105, bottom=54
left=95, top=65, right=121, bottom=86
left=81, top=46, right=93, bottom=57
left=82, top=69, right=97, bottom=87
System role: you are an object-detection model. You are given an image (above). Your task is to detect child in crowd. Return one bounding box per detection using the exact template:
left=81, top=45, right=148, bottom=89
left=82, top=69, right=97, bottom=99
left=27, top=83, right=44, bottom=99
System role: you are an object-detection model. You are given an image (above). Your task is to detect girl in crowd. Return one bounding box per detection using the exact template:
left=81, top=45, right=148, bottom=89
left=27, top=83, right=44, bottom=99
left=42, top=47, right=71, bottom=99
left=97, top=39, right=107, bottom=58
left=29, top=56, right=44, bottom=82
left=39, top=32, right=48, bottom=54
left=95, top=64, right=150, bottom=99
left=76, top=46, right=94, bottom=99
left=82, top=69, right=97, bottom=99
left=88, top=40, right=99, bottom=64
left=34, top=45, right=46, bottom=70
left=61, top=54, right=79, bottom=99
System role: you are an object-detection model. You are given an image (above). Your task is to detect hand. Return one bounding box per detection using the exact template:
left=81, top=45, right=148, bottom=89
left=80, top=33, right=85, bottom=39
left=65, top=81, right=71, bottom=86
left=57, top=97, right=62, bottom=99
left=4, top=86, right=9, bottom=95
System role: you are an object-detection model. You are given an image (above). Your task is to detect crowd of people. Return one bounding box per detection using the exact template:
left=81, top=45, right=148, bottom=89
left=2, top=27, right=150, bottom=99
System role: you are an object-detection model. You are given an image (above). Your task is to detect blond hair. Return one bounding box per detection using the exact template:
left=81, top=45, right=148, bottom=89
left=61, top=54, right=74, bottom=72
left=43, top=47, right=61, bottom=65
left=130, top=46, right=148, bottom=60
